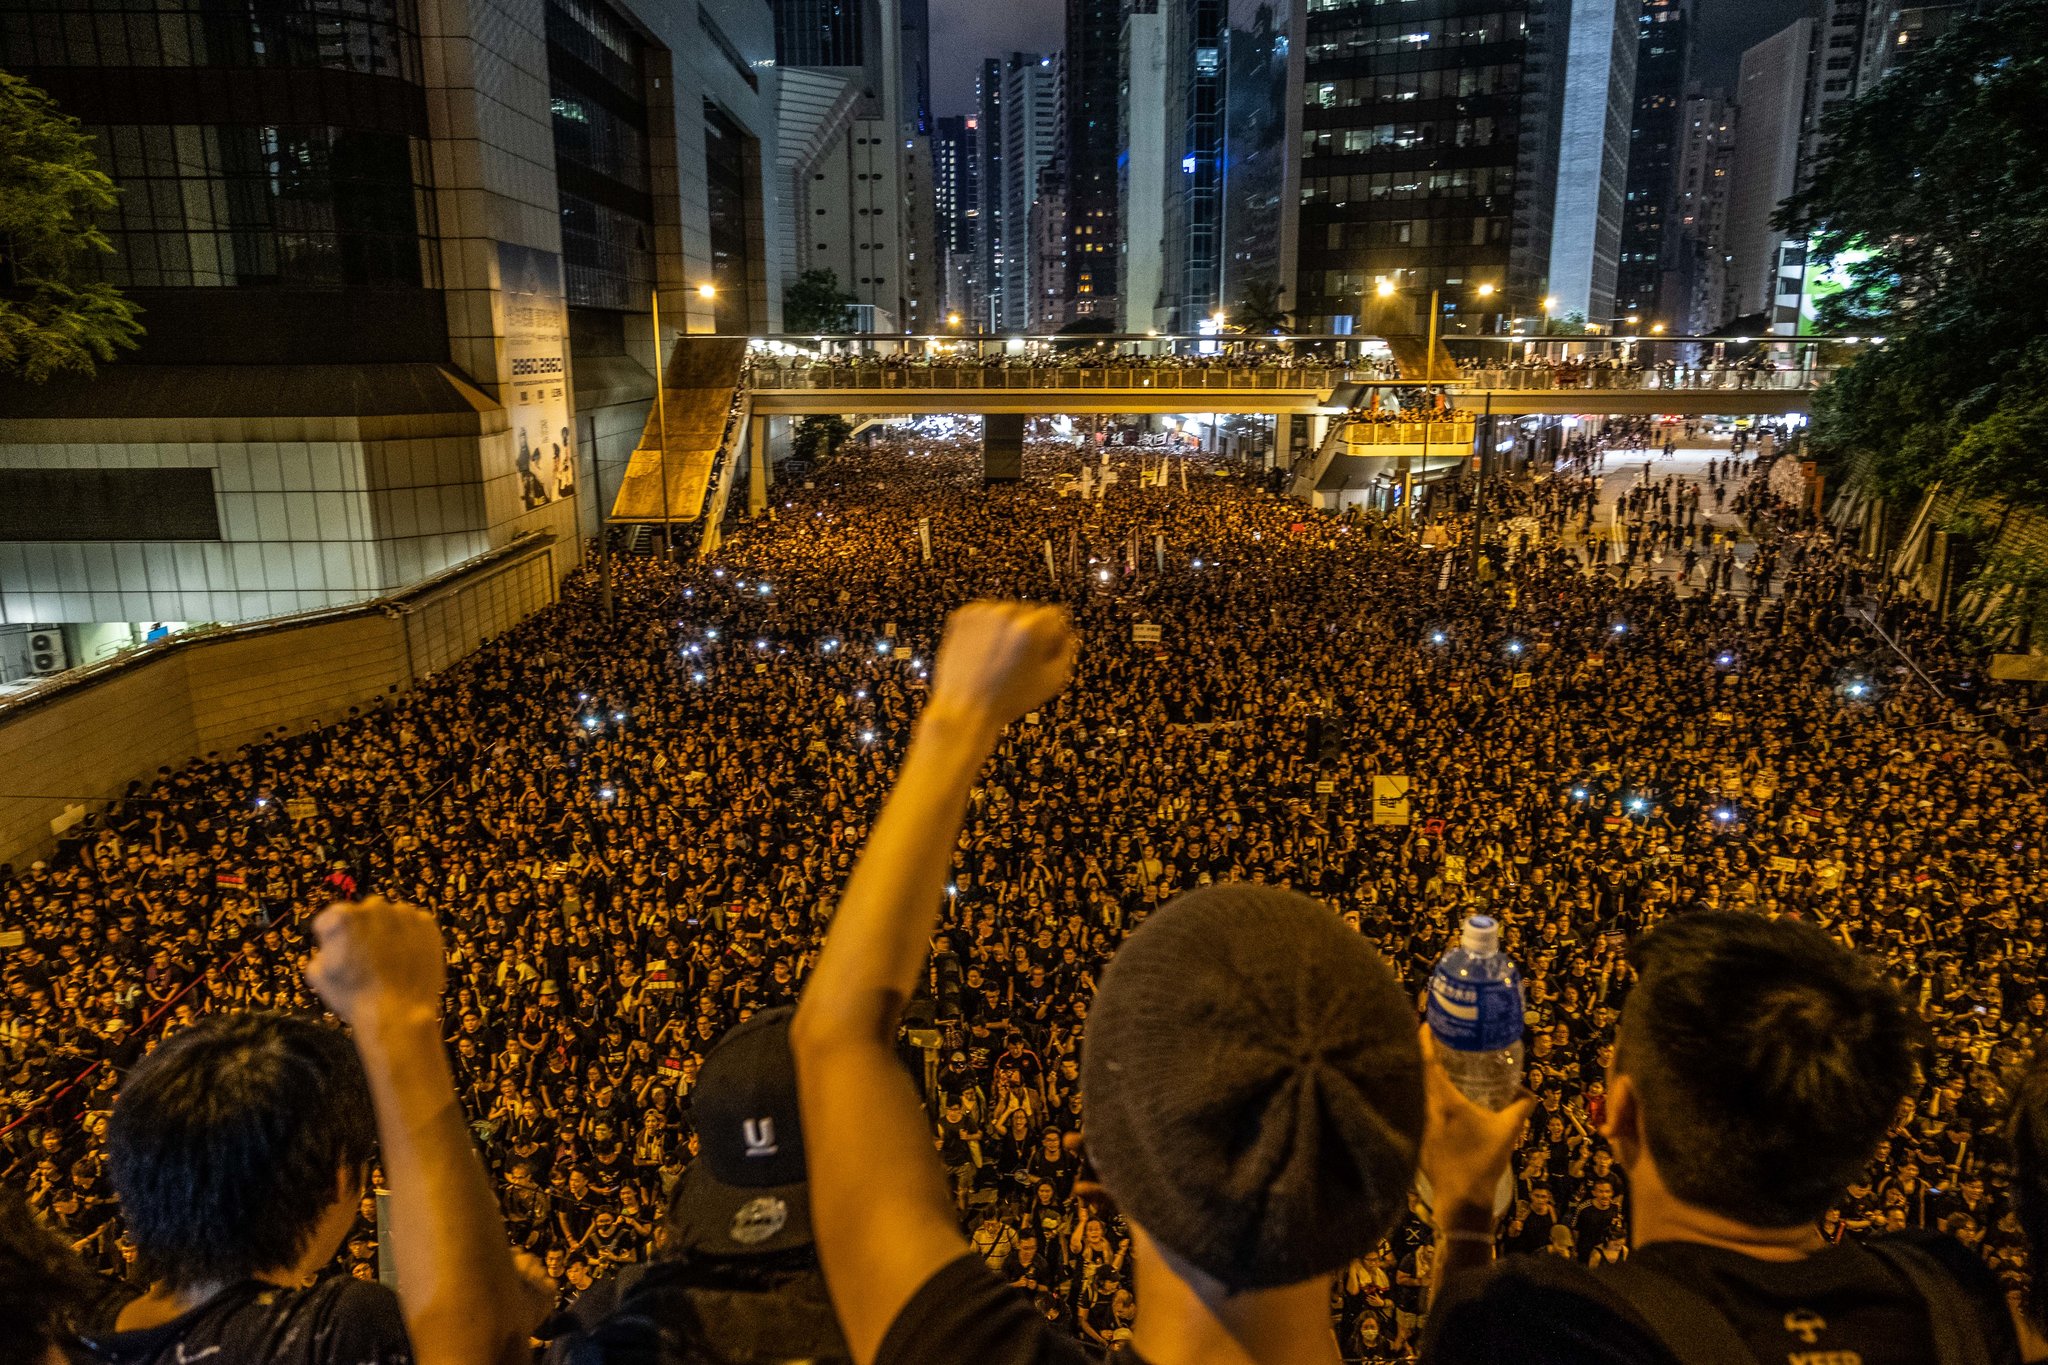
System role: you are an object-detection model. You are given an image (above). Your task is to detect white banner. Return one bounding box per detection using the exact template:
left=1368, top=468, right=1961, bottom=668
left=918, top=517, right=932, bottom=563
left=1372, top=775, right=1412, bottom=826
left=1044, top=539, right=1058, bottom=581
left=1155, top=534, right=1166, bottom=573
left=1133, top=623, right=1163, bottom=645
left=498, top=243, right=575, bottom=512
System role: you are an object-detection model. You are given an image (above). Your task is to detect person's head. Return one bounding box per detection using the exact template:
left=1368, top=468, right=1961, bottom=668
left=1, top=1185, right=95, bottom=1365
left=107, top=1011, right=375, bottom=1289
left=1604, top=913, right=1918, bottom=1229
left=1081, top=885, right=1423, bottom=1294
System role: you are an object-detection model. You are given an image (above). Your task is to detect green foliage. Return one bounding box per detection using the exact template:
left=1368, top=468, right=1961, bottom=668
left=0, top=70, right=143, bottom=381
left=793, top=414, right=851, bottom=462
left=1778, top=1, right=2048, bottom=505
left=1549, top=312, right=1589, bottom=337
left=782, top=269, right=857, bottom=335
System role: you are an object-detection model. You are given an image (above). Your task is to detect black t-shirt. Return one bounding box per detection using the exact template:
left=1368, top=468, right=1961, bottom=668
left=879, top=1253, right=1141, bottom=1365
left=74, top=1277, right=412, bottom=1365
left=1423, top=1233, right=2018, bottom=1365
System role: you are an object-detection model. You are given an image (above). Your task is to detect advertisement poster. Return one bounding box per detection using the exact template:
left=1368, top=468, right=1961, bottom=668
left=498, top=243, right=576, bottom=511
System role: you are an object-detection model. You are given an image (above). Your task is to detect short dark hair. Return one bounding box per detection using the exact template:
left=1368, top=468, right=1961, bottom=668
left=108, top=1012, right=376, bottom=1287
left=1616, top=913, right=1918, bottom=1227
left=0, top=1184, right=96, bottom=1361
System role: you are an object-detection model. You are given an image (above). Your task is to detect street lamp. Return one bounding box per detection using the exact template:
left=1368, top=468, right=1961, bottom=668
left=1369, top=277, right=1497, bottom=528
left=697, top=283, right=717, bottom=300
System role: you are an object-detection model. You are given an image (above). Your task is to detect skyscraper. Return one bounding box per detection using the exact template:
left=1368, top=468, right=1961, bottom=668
left=1545, top=0, right=1640, bottom=324
left=998, top=54, right=1065, bottom=331
left=933, top=115, right=983, bottom=322
left=1293, top=0, right=1541, bottom=335
left=1725, top=19, right=1813, bottom=323
left=1671, top=86, right=1736, bottom=333
left=1162, top=0, right=1226, bottom=332
left=1120, top=0, right=1171, bottom=334
left=1222, top=5, right=1291, bottom=314
left=976, top=59, right=1007, bottom=330
left=1065, top=0, right=1125, bottom=318
left=773, top=0, right=866, bottom=67
left=1615, top=0, right=1691, bottom=325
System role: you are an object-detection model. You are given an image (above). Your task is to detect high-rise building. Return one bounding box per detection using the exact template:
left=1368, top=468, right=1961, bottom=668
left=1725, top=19, right=1813, bottom=323
left=774, top=0, right=866, bottom=67
left=1119, top=1, right=1171, bottom=334
left=1294, top=0, right=1541, bottom=335
left=1615, top=0, right=1691, bottom=325
left=0, top=0, right=782, bottom=648
left=933, top=115, right=982, bottom=323
left=976, top=59, right=1008, bottom=331
left=901, top=0, right=932, bottom=134
left=1065, top=0, right=1124, bottom=318
left=1222, top=5, right=1291, bottom=314
left=1162, top=0, right=1227, bottom=332
left=1031, top=161, right=1073, bottom=330
left=1860, top=3, right=1972, bottom=88
left=1545, top=0, right=1640, bottom=324
left=993, top=53, right=1063, bottom=332
left=1670, top=86, right=1736, bottom=333
left=772, top=0, right=931, bottom=332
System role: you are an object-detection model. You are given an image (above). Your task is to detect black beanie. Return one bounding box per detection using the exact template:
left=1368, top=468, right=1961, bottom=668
left=1080, top=884, right=1424, bottom=1290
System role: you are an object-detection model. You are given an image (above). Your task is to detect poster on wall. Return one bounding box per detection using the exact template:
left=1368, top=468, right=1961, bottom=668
left=498, top=243, right=576, bottom=512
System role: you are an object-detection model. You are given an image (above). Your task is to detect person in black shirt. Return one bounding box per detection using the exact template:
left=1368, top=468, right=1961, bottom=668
left=2, top=1182, right=97, bottom=1365
left=1420, top=912, right=2022, bottom=1365
left=791, top=603, right=1427, bottom=1365
left=73, top=899, right=554, bottom=1365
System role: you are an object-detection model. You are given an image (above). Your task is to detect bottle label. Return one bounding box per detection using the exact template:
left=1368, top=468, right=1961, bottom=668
left=1427, top=971, right=1524, bottom=1052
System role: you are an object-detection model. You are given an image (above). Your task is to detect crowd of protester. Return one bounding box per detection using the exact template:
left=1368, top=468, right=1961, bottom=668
left=3, top=423, right=2047, bottom=1360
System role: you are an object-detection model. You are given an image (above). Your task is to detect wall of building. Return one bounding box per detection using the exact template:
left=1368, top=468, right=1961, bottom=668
left=1725, top=19, right=1812, bottom=321
left=1120, top=7, right=1170, bottom=335
left=0, top=538, right=557, bottom=865
left=1547, top=0, right=1639, bottom=323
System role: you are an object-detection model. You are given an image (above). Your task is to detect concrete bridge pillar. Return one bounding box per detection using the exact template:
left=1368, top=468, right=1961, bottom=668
left=748, top=416, right=771, bottom=515
left=984, top=413, right=1024, bottom=483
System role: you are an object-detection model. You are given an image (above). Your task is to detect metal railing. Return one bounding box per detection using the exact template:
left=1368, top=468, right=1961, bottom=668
left=1337, top=420, right=1476, bottom=447
left=1455, top=366, right=1834, bottom=392
left=747, top=362, right=1388, bottom=393
left=746, top=361, right=1830, bottom=395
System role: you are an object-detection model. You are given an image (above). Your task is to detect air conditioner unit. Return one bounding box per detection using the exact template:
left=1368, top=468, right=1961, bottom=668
left=27, top=629, right=69, bottom=675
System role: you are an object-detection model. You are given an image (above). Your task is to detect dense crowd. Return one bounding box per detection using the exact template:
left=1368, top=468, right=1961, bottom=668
left=3, top=427, right=2045, bottom=1359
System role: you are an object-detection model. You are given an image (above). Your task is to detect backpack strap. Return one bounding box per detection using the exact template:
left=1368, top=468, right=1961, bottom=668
left=1863, top=1239, right=1999, bottom=1365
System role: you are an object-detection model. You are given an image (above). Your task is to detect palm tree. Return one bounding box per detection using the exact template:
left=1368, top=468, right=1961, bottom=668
left=1229, top=279, right=1293, bottom=335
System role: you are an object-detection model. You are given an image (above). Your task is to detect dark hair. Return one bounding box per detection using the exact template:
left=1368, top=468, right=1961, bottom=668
left=0, top=1184, right=96, bottom=1365
left=107, top=1011, right=376, bottom=1287
left=2006, top=1051, right=2048, bottom=1330
left=1616, top=912, right=1919, bottom=1227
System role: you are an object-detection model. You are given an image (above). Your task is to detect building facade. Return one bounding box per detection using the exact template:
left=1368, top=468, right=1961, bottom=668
left=0, top=0, right=783, bottom=676
left=1544, top=0, right=1640, bottom=325
left=1222, top=4, right=1292, bottom=318
left=1162, top=0, right=1226, bottom=333
left=932, top=114, right=982, bottom=325
left=1064, top=0, right=1124, bottom=319
left=1724, top=18, right=1812, bottom=323
left=992, top=52, right=1062, bottom=333
left=1614, top=0, right=1690, bottom=325
left=1292, top=0, right=1541, bottom=335
left=1119, top=1, right=1171, bottom=334
left=1670, top=85, right=1735, bottom=333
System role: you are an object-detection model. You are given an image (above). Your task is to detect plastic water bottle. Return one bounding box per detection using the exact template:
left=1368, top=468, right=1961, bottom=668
left=1426, top=915, right=1526, bottom=1111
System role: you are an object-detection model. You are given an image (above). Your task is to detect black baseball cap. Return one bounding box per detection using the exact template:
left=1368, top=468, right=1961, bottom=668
left=666, top=1006, right=812, bottom=1256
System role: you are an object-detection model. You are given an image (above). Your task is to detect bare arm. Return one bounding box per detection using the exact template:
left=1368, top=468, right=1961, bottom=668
left=308, top=899, right=553, bottom=1365
left=792, top=603, right=1075, bottom=1365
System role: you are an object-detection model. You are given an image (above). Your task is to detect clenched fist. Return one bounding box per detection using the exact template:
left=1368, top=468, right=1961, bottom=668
left=306, top=896, right=448, bottom=1032
left=926, top=601, right=1077, bottom=733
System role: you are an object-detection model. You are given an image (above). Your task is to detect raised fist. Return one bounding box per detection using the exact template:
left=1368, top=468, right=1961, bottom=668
left=926, top=601, right=1077, bottom=731
left=306, top=896, right=448, bottom=1031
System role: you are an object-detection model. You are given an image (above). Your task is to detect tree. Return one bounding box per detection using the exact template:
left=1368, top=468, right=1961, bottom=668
left=782, top=269, right=857, bottom=335
left=1778, top=1, right=2048, bottom=504
left=1229, top=278, right=1292, bottom=334
left=0, top=71, right=143, bottom=382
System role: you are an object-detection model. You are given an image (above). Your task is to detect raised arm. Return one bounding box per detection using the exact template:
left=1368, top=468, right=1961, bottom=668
left=307, top=897, right=554, bottom=1365
left=791, top=602, right=1076, bottom=1365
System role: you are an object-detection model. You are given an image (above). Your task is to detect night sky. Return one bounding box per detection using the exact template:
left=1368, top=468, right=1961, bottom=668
left=928, top=0, right=1815, bottom=117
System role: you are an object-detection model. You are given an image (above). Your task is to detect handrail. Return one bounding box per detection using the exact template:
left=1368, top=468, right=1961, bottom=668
left=744, top=362, right=1830, bottom=395
left=697, top=392, right=752, bottom=560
